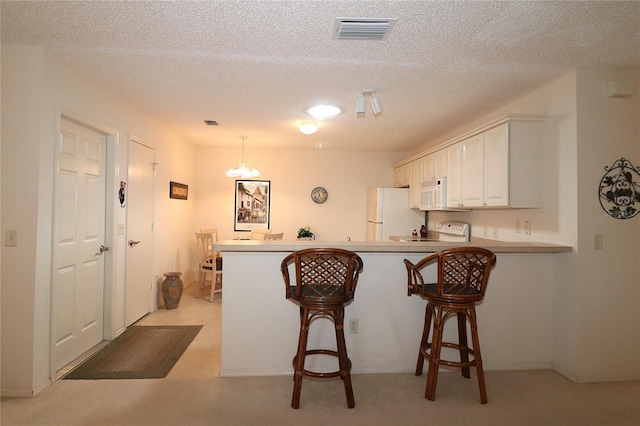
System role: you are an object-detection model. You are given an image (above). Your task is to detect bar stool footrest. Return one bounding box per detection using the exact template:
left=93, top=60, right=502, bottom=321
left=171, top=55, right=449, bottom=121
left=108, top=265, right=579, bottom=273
left=293, top=349, right=353, bottom=379
left=421, top=342, right=478, bottom=369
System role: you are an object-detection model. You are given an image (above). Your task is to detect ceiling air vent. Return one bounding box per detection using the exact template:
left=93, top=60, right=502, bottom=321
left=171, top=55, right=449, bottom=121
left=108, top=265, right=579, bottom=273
left=204, top=120, right=219, bottom=126
left=334, top=18, right=397, bottom=40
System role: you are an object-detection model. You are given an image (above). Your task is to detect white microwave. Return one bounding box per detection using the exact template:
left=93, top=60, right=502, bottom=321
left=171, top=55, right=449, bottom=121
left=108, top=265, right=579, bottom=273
left=420, top=178, right=447, bottom=211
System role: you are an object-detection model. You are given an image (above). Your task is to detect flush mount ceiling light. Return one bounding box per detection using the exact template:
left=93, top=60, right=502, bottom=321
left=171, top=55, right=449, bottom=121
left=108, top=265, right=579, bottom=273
left=356, top=89, right=383, bottom=117
left=226, top=136, right=260, bottom=178
left=307, top=105, right=342, bottom=119
left=299, top=121, right=318, bottom=135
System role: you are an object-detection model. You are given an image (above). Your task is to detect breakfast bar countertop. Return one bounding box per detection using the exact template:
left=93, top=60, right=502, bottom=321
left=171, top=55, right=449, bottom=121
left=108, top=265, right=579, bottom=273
left=214, top=237, right=573, bottom=254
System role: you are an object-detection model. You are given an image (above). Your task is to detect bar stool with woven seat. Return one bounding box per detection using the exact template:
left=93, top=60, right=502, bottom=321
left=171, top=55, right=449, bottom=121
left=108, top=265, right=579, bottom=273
left=404, top=247, right=496, bottom=404
left=280, top=248, right=364, bottom=409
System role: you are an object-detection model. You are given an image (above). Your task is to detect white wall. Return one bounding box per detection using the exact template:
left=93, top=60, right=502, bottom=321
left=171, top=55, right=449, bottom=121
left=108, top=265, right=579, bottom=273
left=193, top=146, right=410, bottom=242
left=573, top=69, right=639, bottom=381
left=1, top=45, right=197, bottom=396
left=221, top=252, right=555, bottom=377
left=2, top=42, right=637, bottom=397
left=410, top=69, right=640, bottom=382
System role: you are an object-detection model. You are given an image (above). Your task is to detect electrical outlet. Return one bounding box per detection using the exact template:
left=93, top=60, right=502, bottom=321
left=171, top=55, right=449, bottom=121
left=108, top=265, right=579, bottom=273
left=5, top=229, right=17, bottom=247
left=492, top=227, right=499, bottom=239
left=515, top=220, right=522, bottom=234
left=524, top=220, right=531, bottom=235
left=483, top=226, right=488, bottom=238
left=349, top=318, right=358, bottom=334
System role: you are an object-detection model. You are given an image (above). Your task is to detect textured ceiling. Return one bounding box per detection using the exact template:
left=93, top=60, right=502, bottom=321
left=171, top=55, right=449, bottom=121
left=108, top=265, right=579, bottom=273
left=2, top=1, right=639, bottom=152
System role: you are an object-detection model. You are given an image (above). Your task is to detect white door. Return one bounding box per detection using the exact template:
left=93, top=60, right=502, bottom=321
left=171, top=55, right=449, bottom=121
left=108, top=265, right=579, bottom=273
left=125, top=140, right=155, bottom=326
left=53, top=117, right=106, bottom=371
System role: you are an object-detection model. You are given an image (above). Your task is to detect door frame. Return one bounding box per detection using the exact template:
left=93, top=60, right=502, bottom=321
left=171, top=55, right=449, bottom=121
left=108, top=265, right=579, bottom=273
left=49, top=110, right=120, bottom=383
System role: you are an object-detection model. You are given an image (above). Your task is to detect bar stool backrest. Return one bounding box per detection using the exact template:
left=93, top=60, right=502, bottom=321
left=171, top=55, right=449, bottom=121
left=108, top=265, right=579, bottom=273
left=405, top=247, right=496, bottom=303
left=281, top=248, right=363, bottom=306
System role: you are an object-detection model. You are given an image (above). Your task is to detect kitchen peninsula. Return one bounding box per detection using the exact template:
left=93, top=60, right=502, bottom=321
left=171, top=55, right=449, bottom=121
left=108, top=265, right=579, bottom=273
left=215, top=239, right=571, bottom=377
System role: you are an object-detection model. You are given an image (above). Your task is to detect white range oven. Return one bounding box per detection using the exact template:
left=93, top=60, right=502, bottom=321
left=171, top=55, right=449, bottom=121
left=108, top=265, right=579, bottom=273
left=399, top=221, right=470, bottom=242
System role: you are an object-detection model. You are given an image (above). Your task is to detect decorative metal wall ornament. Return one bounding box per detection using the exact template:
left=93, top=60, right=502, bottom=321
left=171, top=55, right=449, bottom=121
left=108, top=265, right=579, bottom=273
left=599, top=157, right=640, bottom=219
left=119, top=181, right=126, bottom=208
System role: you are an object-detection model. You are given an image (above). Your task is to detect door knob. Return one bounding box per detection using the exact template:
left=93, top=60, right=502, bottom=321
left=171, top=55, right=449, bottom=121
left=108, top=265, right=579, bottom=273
left=95, top=245, right=110, bottom=256
left=128, top=240, right=141, bottom=247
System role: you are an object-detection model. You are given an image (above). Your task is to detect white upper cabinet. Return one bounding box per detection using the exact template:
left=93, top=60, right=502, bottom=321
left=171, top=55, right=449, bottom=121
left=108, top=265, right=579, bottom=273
left=393, top=163, right=410, bottom=188
left=396, top=114, right=544, bottom=210
left=433, top=150, right=447, bottom=179
left=483, top=123, right=510, bottom=206
left=461, top=132, right=485, bottom=207
left=446, top=142, right=463, bottom=208
left=423, top=150, right=447, bottom=181
left=408, top=159, right=423, bottom=208
left=452, top=121, right=541, bottom=209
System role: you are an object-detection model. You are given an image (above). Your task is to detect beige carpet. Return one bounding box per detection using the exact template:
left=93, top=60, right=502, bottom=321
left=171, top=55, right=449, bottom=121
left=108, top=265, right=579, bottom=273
left=3, top=288, right=638, bottom=425
left=2, top=370, right=638, bottom=425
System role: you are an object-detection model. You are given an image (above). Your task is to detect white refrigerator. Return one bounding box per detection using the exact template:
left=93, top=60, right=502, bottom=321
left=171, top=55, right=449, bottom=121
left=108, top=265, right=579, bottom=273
left=367, top=188, right=425, bottom=241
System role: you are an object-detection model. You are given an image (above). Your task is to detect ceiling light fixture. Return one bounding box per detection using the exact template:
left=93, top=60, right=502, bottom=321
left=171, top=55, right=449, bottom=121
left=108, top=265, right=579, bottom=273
left=299, top=121, right=318, bottom=135
left=356, top=95, right=366, bottom=117
left=370, top=93, right=383, bottom=115
left=225, top=136, right=260, bottom=178
left=357, top=89, right=383, bottom=117
left=307, top=105, right=342, bottom=119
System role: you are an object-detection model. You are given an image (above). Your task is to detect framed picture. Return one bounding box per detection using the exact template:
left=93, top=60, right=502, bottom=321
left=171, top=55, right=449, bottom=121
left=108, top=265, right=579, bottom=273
left=234, top=180, right=270, bottom=231
left=169, top=181, right=188, bottom=200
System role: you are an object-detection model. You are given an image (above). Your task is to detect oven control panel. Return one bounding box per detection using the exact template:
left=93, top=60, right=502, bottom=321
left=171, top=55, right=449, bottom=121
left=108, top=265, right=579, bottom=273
left=436, top=221, right=470, bottom=241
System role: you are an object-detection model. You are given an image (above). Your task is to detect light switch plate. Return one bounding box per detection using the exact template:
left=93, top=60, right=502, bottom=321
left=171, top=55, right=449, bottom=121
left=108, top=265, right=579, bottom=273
left=594, top=233, right=603, bottom=250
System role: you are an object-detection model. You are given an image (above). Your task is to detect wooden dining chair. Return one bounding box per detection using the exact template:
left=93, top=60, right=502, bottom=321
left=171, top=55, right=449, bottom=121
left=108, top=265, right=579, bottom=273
left=200, top=228, right=220, bottom=257
left=250, top=229, right=271, bottom=240
left=195, top=232, right=222, bottom=301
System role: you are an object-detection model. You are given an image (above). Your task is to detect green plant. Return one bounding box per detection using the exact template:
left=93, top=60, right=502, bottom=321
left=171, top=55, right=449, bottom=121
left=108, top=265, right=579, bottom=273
left=297, top=226, right=314, bottom=239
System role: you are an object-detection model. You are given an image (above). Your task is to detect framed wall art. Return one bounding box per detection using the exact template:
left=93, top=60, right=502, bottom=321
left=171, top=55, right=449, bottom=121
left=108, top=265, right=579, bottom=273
left=234, top=180, right=270, bottom=231
left=169, top=181, right=188, bottom=200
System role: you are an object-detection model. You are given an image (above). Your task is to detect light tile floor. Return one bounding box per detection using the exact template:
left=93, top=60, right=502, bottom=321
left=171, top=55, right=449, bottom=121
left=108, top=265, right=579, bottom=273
left=136, top=282, right=222, bottom=379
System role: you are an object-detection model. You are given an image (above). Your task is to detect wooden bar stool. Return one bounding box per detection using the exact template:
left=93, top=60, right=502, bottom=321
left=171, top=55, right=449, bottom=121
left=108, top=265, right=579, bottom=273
left=404, top=247, right=496, bottom=404
left=280, top=248, right=364, bottom=409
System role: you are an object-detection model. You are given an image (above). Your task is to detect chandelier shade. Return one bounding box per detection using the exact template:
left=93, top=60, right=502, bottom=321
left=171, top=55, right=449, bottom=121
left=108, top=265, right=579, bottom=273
left=226, top=137, right=260, bottom=178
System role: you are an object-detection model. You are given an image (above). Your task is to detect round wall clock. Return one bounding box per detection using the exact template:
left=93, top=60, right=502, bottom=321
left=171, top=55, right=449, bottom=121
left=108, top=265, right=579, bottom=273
left=311, top=186, right=328, bottom=204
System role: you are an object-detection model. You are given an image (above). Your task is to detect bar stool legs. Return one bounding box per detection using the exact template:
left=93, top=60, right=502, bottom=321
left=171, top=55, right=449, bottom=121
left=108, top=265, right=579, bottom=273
left=417, top=303, right=487, bottom=404
left=291, top=307, right=310, bottom=409
left=405, top=248, right=496, bottom=405
left=291, top=306, right=355, bottom=409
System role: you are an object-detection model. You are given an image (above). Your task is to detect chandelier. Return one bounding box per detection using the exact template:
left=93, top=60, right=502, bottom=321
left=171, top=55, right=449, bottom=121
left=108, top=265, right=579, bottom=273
left=225, top=137, right=260, bottom=178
